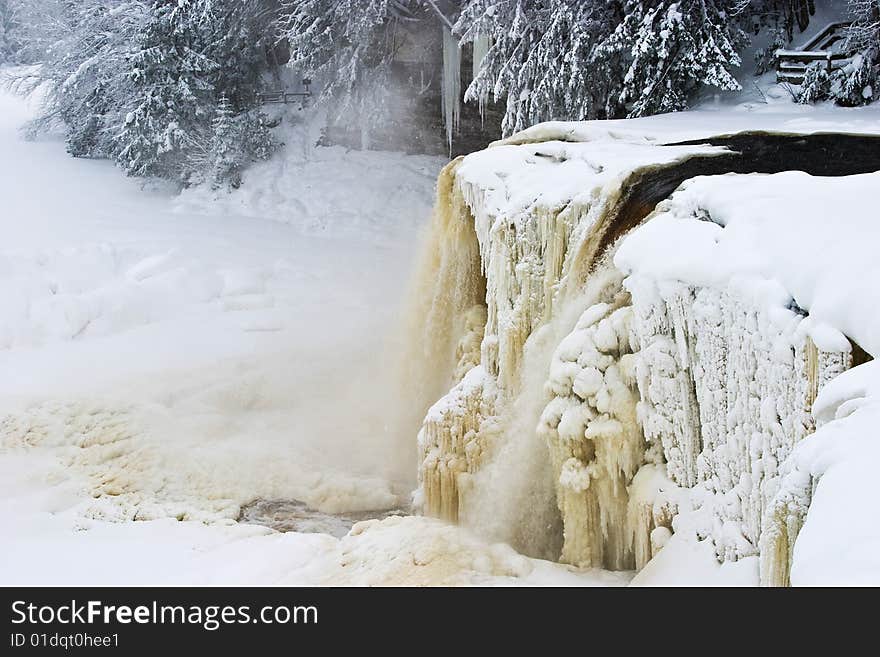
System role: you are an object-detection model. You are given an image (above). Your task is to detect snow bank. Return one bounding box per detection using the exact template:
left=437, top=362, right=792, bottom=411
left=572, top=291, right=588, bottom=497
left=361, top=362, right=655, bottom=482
left=784, top=362, right=880, bottom=585
left=497, top=104, right=880, bottom=148
left=616, top=172, right=880, bottom=355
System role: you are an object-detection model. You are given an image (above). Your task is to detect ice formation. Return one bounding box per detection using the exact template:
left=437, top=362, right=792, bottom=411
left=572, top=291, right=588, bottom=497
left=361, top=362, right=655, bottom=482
left=471, top=33, right=491, bottom=119
left=410, top=113, right=879, bottom=585
left=441, top=26, right=462, bottom=152
left=539, top=292, right=646, bottom=569
left=623, top=276, right=854, bottom=577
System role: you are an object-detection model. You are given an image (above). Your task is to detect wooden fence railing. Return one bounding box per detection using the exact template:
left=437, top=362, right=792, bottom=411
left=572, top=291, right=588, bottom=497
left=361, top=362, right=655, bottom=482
left=256, top=90, right=312, bottom=107
left=776, top=22, right=852, bottom=85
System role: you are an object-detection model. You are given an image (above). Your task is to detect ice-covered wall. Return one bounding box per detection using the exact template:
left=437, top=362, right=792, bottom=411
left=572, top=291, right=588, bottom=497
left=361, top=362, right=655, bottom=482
left=624, top=277, right=853, bottom=581
left=407, top=116, right=879, bottom=584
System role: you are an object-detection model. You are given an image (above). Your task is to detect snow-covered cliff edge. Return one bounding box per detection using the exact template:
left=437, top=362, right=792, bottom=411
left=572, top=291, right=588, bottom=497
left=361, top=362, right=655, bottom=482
left=408, top=110, right=880, bottom=585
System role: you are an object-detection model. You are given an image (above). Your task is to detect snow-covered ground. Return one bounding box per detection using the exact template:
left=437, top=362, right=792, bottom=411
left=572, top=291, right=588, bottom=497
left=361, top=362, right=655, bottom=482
left=0, top=81, right=624, bottom=586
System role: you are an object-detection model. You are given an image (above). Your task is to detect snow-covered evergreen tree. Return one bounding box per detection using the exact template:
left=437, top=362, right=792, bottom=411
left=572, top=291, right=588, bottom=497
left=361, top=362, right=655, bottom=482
left=15, top=0, right=278, bottom=184
left=455, top=1, right=625, bottom=135
left=0, top=0, right=19, bottom=63
left=203, top=0, right=279, bottom=110
left=834, top=0, right=879, bottom=105
left=3, top=0, right=74, bottom=63
left=204, top=95, right=278, bottom=190
left=281, top=0, right=422, bottom=136
left=458, top=0, right=748, bottom=133
left=14, top=1, right=147, bottom=157
left=208, top=95, right=242, bottom=189
left=792, top=0, right=878, bottom=107
left=191, top=1, right=281, bottom=181
left=236, top=108, right=278, bottom=164
left=796, top=60, right=831, bottom=103
left=594, top=1, right=748, bottom=118
left=116, top=0, right=218, bottom=182
left=65, top=2, right=148, bottom=158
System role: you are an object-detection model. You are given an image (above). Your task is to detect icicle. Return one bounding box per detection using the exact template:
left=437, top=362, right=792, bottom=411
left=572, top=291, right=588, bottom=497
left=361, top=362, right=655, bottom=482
left=472, top=34, right=490, bottom=80
left=472, top=33, right=491, bottom=122
left=441, top=26, right=461, bottom=154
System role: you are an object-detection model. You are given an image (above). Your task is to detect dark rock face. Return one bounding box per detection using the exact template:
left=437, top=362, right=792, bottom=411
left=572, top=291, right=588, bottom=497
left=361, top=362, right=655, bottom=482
left=592, top=133, right=880, bottom=264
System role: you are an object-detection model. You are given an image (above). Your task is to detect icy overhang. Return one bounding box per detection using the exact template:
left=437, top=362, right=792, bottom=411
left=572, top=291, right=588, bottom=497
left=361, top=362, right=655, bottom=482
left=455, top=140, right=730, bottom=224
left=454, top=108, right=880, bottom=231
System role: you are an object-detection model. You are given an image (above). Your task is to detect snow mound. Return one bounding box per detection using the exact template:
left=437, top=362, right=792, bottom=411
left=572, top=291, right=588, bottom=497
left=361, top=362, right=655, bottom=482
left=317, top=516, right=631, bottom=586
